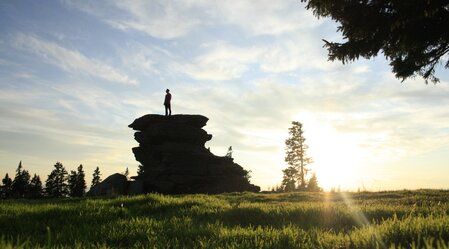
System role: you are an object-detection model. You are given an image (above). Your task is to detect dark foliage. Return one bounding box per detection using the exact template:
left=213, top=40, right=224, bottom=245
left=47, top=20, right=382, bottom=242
left=45, top=162, right=68, bottom=198
left=11, top=161, right=31, bottom=198
left=29, top=174, right=43, bottom=198
left=301, top=0, right=449, bottom=83
left=68, top=164, right=86, bottom=197
left=91, top=166, right=101, bottom=189
left=1, top=173, right=13, bottom=198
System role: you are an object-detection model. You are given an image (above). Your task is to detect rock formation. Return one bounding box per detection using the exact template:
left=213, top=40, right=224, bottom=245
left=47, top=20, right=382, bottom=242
left=87, top=173, right=128, bottom=196
left=129, top=114, right=260, bottom=194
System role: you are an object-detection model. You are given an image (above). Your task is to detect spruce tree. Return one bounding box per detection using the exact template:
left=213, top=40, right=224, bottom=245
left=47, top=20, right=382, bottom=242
left=281, top=166, right=298, bottom=192
left=283, top=121, right=313, bottom=190
left=46, top=162, right=68, bottom=198
left=306, top=173, right=321, bottom=192
left=29, top=174, right=43, bottom=198
left=11, top=161, right=31, bottom=198
left=301, top=0, right=449, bottom=83
left=68, top=164, right=86, bottom=197
left=91, top=166, right=101, bottom=188
left=1, top=173, right=13, bottom=198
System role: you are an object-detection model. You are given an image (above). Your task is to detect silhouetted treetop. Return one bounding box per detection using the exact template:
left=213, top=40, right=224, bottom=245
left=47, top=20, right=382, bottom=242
left=301, top=0, right=449, bottom=83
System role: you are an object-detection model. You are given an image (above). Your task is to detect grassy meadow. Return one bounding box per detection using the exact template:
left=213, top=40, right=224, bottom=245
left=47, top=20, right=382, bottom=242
left=1, top=190, right=449, bottom=248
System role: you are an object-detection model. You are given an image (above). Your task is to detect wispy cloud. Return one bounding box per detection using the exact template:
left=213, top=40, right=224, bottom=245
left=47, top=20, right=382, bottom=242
left=62, top=0, right=200, bottom=39
left=12, top=33, right=137, bottom=85
left=62, top=0, right=320, bottom=38
left=181, top=43, right=261, bottom=80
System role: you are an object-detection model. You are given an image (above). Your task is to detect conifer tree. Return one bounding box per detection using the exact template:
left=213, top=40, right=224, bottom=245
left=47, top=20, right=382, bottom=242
left=281, top=166, right=298, bottom=192
left=29, top=174, right=43, bottom=198
left=1, top=173, right=13, bottom=198
left=283, top=121, right=313, bottom=190
left=91, top=166, right=101, bottom=188
left=11, top=161, right=31, bottom=198
left=301, top=0, right=449, bottom=83
left=45, top=162, right=68, bottom=198
left=68, top=164, right=86, bottom=197
left=307, top=173, right=321, bottom=192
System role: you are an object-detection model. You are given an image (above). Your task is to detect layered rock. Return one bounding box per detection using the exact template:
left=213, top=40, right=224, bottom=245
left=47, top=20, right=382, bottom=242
left=129, top=114, right=260, bottom=194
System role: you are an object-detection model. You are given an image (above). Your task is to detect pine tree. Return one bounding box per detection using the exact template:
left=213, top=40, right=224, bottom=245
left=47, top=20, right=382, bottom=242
left=11, top=161, right=31, bottom=198
left=45, top=162, right=68, bottom=198
left=76, top=164, right=86, bottom=196
left=284, top=121, right=313, bottom=190
left=91, top=166, right=101, bottom=188
left=301, top=0, right=449, bottom=83
left=29, top=174, right=43, bottom=198
left=68, top=164, right=86, bottom=197
left=1, top=173, right=13, bottom=198
left=307, top=173, right=321, bottom=192
left=281, top=166, right=298, bottom=192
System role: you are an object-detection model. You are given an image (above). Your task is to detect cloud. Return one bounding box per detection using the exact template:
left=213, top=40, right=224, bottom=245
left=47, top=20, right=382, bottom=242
left=62, top=0, right=201, bottom=39
left=202, top=0, right=321, bottom=36
left=181, top=43, right=262, bottom=80
left=62, top=0, right=320, bottom=38
left=12, top=33, right=137, bottom=85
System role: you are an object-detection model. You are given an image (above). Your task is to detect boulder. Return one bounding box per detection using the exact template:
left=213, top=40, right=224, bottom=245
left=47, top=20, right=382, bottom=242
left=87, top=173, right=128, bottom=196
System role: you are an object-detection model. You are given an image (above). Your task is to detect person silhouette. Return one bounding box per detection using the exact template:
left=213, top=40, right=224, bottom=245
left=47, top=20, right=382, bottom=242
left=164, top=89, right=172, bottom=116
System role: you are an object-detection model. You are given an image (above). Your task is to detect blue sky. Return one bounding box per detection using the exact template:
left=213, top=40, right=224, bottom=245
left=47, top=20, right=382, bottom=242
left=1, top=0, right=449, bottom=190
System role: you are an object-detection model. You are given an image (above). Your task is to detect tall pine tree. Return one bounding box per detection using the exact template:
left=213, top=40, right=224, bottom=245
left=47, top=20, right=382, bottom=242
left=46, top=162, right=68, bottom=198
left=283, top=122, right=313, bottom=191
left=11, top=161, right=31, bottom=198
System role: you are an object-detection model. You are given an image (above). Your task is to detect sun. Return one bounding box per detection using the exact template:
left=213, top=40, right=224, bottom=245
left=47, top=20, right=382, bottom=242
left=299, top=116, right=369, bottom=191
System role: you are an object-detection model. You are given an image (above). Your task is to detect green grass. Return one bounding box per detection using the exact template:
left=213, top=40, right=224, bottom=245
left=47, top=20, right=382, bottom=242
left=1, top=190, right=449, bottom=248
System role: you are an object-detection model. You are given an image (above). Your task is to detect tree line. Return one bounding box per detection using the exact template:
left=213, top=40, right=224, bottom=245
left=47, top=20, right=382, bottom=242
left=0, top=161, right=103, bottom=199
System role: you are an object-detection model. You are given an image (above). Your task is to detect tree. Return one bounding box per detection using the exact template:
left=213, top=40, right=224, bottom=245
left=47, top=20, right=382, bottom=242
left=91, top=166, right=101, bottom=188
left=225, top=146, right=233, bottom=158
left=300, top=0, right=449, bottom=83
left=68, top=165, right=86, bottom=197
left=45, top=162, right=68, bottom=198
left=29, top=174, right=43, bottom=198
left=307, top=173, right=322, bottom=192
left=11, top=161, right=31, bottom=198
left=281, top=166, right=298, bottom=192
left=1, top=173, right=13, bottom=198
left=123, top=167, right=129, bottom=180
left=284, top=121, right=313, bottom=190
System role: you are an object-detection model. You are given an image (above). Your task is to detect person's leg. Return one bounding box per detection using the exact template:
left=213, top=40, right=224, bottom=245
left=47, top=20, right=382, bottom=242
left=165, top=105, right=168, bottom=116
left=168, top=104, right=171, bottom=116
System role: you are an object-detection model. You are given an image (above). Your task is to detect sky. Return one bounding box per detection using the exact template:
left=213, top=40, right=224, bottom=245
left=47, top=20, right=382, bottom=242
left=1, top=0, right=449, bottom=191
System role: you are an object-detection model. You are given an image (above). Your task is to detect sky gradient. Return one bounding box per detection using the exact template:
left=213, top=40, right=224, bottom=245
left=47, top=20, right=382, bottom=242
left=1, top=0, right=449, bottom=191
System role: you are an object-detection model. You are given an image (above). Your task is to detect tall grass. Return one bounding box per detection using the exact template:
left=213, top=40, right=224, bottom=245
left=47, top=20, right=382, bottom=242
left=1, top=190, right=448, bottom=248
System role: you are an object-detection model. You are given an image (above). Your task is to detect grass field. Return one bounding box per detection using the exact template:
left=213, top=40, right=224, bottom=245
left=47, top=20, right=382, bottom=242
left=1, top=190, right=449, bottom=248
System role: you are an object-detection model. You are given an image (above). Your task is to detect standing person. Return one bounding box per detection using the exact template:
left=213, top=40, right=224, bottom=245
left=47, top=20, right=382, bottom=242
left=164, top=89, right=172, bottom=116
